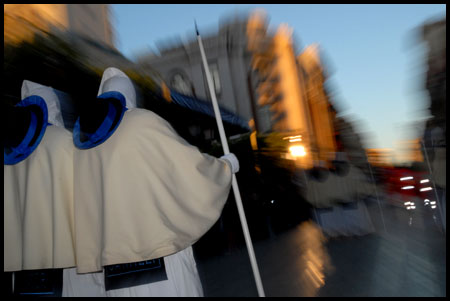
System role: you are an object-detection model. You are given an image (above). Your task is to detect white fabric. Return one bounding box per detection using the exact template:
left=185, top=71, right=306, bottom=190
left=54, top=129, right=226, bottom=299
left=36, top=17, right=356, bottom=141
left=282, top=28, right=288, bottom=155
left=21, top=80, right=65, bottom=128
left=106, top=246, right=203, bottom=297
left=73, top=108, right=232, bottom=273
left=62, top=269, right=106, bottom=297
left=221, top=153, right=240, bottom=174
left=98, top=67, right=136, bottom=109
left=62, top=246, right=203, bottom=297
left=4, top=126, right=76, bottom=271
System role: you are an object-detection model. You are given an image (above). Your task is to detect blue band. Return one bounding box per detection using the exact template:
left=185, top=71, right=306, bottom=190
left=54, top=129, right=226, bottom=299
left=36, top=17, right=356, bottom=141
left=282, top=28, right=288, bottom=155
left=4, top=96, right=49, bottom=165
left=73, top=91, right=127, bottom=149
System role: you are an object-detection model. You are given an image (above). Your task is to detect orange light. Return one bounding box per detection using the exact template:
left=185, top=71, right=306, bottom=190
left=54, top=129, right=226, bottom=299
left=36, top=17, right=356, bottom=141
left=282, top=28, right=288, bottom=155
left=289, top=145, right=306, bottom=157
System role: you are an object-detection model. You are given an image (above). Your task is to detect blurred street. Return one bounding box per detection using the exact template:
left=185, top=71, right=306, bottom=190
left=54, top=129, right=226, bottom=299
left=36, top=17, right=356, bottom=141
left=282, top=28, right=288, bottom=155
left=3, top=4, right=445, bottom=298
left=194, top=195, right=446, bottom=297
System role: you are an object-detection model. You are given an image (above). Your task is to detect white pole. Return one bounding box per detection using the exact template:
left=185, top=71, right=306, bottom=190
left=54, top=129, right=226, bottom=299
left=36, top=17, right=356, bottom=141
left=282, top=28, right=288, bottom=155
left=196, top=22, right=266, bottom=297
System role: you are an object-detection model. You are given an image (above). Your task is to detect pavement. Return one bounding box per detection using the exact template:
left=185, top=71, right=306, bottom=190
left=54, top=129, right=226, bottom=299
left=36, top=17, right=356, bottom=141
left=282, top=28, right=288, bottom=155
left=193, top=195, right=447, bottom=297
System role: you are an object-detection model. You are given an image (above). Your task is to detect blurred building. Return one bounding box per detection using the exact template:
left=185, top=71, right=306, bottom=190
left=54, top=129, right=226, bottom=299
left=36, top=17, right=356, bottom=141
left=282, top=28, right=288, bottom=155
left=137, top=17, right=255, bottom=127
left=4, top=4, right=115, bottom=48
left=137, top=11, right=318, bottom=132
left=298, top=44, right=337, bottom=165
left=136, top=12, right=308, bottom=168
left=248, top=14, right=316, bottom=168
left=421, top=17, right=446, bottom=135
left=332, top=116, right=370, bottom=171
left=4, top=4, right=140, bottom=76
left=136, top=9, right=370, bottom=170
left=395, top=138, right=424, bottom=164
left=419, top=17, right=446, bottom=192
left=366, top=148, right=394, bottom=167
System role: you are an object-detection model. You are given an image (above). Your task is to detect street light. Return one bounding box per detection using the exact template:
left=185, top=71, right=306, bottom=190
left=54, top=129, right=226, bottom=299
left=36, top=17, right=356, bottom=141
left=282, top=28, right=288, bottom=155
left=289, top=145, right=306, bottom=157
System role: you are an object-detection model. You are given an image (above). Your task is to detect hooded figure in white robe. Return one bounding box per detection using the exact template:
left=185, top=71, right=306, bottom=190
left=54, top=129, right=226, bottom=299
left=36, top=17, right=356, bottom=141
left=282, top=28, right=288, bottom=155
left=71, top=67, right=238, bottom=296
left=4, top=80, right=76, bottom=272
left=3, top=81, right=105, bottom=297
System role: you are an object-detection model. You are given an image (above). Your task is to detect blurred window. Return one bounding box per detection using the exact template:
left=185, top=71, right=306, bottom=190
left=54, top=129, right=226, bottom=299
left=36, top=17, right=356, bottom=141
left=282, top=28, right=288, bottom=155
left=207, top=63, right=221, bottom=95
left=170, top=72, right=192, bottom=96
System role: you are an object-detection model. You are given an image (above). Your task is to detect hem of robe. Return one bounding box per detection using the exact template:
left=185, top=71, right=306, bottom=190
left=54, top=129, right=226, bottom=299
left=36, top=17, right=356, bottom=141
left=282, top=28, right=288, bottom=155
left=76, top=244, right=185, bottom=274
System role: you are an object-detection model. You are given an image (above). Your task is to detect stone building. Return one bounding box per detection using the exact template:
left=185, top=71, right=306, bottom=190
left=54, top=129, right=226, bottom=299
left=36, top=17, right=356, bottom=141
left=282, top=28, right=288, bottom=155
left=137, top=17, right=255, bottom=128
left=137, top=9, right=371, bottom=170
left=3, top=4, right=139, bottom=72
left=419, top=17, right=446, bottom=193
left=421, top=17, right=446, bottom=143
left=4, top=4, right=114, bottom=48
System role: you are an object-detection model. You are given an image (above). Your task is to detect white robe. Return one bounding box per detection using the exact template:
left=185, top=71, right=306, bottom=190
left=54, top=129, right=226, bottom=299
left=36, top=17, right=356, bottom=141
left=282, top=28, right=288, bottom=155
left=4, top=125, right=76, bottom=271
left=62, top=246, right=203, bottom=297
left=73, top=108, right=232, bottom=273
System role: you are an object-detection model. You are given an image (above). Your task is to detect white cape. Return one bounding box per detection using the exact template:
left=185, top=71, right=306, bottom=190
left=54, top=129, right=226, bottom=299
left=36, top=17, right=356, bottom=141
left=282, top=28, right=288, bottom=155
left=74, top=108, right=232, bottom=273
left=4, top=126, right=76, bottom=271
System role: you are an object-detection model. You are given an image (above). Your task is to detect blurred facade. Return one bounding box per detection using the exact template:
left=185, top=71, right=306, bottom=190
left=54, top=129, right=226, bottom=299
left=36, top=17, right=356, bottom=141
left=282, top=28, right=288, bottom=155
left=3, top=4, right=138, bottom=74
left=137, top=10, right=367, bottom=171
left=333, top=116, right=370, bottom=171
left=366, top=148, right=394, bottom=167
left=3, top=3, right=162, bottom=119
left=4, top=4, right=114, bottom=48
left=297, top=45, right=337, bottom=166
left=137, top=18, right=255, bottom=126
left=395, top=138, right=424, bottom=164
left=421, top=17, right=446, bottom=136
left=419, top=17, right=446, bottom=195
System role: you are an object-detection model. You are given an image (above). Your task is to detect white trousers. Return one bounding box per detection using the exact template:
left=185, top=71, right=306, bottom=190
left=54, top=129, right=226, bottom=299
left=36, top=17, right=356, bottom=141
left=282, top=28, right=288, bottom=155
left=62, top=246, right=203, bottom=297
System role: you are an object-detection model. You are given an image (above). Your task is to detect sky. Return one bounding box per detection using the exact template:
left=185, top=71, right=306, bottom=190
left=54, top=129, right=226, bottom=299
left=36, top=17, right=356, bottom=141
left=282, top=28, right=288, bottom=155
left=111, top=4, right=445, bottom=151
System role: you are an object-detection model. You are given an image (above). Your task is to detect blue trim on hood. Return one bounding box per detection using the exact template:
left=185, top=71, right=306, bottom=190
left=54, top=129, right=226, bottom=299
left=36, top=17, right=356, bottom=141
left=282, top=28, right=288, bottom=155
left=73, top=91, right=127, bottom=149
left=4, top=95, right=49, bottom=165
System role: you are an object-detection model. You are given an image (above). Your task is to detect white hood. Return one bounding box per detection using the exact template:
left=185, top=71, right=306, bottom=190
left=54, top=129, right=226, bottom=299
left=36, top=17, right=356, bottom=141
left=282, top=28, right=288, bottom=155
left=97, top=67, right=136, bottom=109
left=21, top=80, right=65, bottom=128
